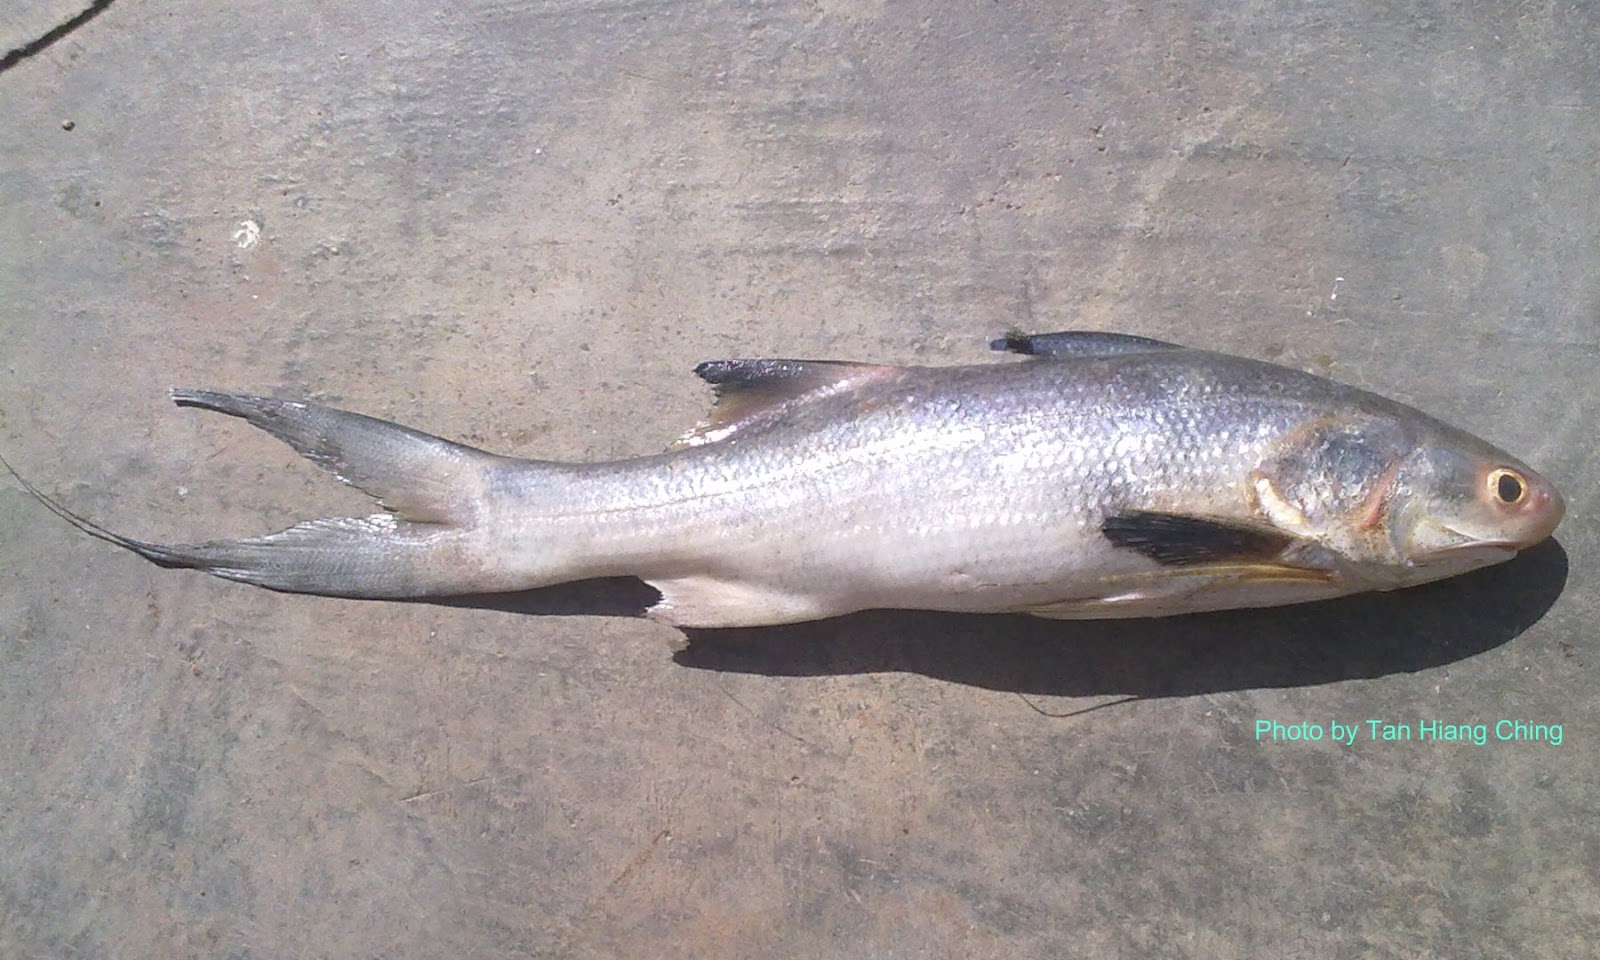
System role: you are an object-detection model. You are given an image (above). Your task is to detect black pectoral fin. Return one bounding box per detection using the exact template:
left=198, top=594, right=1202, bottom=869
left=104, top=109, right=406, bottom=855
left=991, top=330, right=1185, bottom=358
left=1101, top=511, right=1295, bottom=566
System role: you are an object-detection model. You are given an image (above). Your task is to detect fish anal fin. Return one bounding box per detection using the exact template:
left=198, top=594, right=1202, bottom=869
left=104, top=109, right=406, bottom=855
left=676, top=359, right=898, bottom=448
left=991, top=330, right=1185, bottom=358
left=1101, top=510, right=1296, bottom=566
left=644, top=575, right=842, bottom=627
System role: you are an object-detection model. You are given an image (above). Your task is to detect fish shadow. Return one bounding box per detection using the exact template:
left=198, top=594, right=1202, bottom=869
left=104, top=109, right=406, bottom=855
left=675, top=538, right=1571, bottom=697
left=421, top=539, right=1568, bottom=698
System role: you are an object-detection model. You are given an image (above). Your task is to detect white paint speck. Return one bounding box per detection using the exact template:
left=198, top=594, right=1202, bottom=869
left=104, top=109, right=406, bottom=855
left=232, top=220, right=261, bottom=249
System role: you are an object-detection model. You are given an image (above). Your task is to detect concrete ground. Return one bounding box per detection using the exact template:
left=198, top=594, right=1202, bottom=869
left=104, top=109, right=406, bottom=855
left=1, top=2, right=1595, bottom=957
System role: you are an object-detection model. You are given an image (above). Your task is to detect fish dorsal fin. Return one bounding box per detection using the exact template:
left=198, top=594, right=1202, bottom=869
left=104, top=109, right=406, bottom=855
left=675, top=358, right=898, bottom=448
left=991, top=330, right=1185, bottom=358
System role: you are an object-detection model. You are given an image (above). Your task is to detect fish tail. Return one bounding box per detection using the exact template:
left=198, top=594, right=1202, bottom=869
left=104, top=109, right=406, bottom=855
left=7, top=391, right=524, bottom=599
left=169, top=389, right=494, bottom=524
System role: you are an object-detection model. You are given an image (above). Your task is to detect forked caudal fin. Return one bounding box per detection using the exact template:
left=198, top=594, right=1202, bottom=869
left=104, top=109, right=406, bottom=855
left=4, top=391, right=514, bottom=599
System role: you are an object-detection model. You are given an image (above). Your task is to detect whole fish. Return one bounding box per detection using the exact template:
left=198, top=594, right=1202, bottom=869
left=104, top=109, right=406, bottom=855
left=10, top=331, right=1563, bottom=627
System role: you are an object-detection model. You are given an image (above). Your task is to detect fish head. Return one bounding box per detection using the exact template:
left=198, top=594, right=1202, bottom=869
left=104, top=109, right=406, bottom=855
left=1253, top=413, right=1563, bottom=589
left=1382, top=429, right=1563, bottom=583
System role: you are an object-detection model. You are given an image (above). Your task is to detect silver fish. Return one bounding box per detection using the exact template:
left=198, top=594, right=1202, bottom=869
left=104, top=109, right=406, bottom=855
left=9, top=331, right=1564, bottom=627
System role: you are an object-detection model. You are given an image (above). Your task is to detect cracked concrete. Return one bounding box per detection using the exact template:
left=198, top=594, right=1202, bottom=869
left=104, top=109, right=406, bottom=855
left=1, top=1, right=1597, bottom=957
left=0, top=1, right=117, bottom=74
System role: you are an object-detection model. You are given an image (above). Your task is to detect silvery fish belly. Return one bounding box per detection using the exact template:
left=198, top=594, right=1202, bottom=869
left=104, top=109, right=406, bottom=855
left=11, top=331, right=1564, bottom=628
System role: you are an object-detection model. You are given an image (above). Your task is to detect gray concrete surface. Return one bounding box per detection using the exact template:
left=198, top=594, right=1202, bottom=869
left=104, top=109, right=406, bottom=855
left=2, top=2, right=1596, bottom=957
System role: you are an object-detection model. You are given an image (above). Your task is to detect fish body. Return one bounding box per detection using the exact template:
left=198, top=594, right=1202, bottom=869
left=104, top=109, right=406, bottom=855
left=13, top=332, right=1563, bottom=627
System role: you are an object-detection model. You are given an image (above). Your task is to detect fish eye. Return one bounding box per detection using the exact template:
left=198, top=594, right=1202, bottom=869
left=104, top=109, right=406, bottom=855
left=1488, top=468, right=1526, bottom=506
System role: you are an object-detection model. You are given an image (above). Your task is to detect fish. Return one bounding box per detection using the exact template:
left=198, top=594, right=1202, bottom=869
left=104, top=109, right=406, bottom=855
left=5, top=331, right=1564, bottom=628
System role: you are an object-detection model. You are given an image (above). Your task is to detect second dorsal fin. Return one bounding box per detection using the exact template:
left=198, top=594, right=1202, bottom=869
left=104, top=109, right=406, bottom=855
left=991, top=330, right=1185, bottom=358
left=675, top=358, right=899, bottom=447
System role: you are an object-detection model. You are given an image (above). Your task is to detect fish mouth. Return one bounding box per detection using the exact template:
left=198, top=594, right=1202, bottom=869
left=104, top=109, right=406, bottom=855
left=1427, top=540, right=1520, bottom=557
left=1399, top=515, right=1526, bottom=567
left=1409, top=537, right=1521, bottom=569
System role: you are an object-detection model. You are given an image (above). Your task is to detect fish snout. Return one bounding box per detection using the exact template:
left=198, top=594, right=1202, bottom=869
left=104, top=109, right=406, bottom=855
left=1472, top=462, right=1565, bottom=550
left=1514, top=469, right=1565, bottom=546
